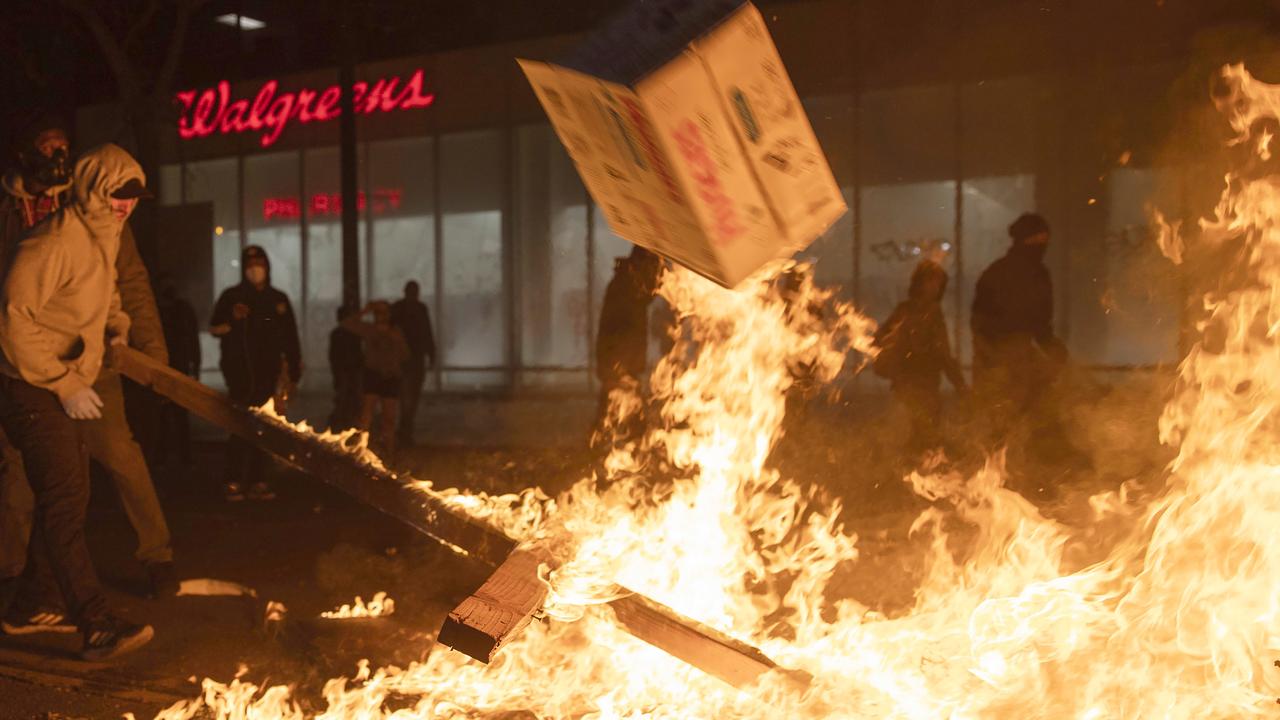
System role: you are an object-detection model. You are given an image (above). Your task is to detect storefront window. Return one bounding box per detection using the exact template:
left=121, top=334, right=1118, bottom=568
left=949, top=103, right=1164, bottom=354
left=302, top=145, right=371, bottom=374
left=440, top=130, right=506, bottom=378
left=958, top=175, right=1036, bottom=362
left=244, top=151, right=304, bottom=310
left=185, top=158, right=241, bottom=299
left=516, top=125, right=589, bottom=370
left=369, top=137, right=435, bottom=303
left=1099, top=168, right=1181, bottom=365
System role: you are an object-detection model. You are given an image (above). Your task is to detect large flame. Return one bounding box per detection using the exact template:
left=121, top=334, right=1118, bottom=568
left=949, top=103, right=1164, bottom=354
left=157, top=65, right=1280, bottom=719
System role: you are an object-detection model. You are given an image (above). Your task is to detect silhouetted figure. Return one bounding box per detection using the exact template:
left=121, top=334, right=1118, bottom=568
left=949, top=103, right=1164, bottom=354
left=873, top=260, right=967, bottom=452
left=344, top=301, right=410, bottom=457
left=210, top=245, right=302, bottom=502
left=970, top=212, right=1066, bottom=445
left=155, top=277, right=200, bottom=466
left=390, top=281, right=435, bottom=447
left=594, top=246, right=662, bottom=438
left=328, top=304, right=364, bottom=431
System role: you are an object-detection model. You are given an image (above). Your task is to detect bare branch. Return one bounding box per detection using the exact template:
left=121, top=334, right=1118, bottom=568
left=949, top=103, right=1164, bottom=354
left=57, top=0, right=141, bottom=100
left=154, top=0, right=212, bottom=95
left=124, top=0, right=162, bottom=53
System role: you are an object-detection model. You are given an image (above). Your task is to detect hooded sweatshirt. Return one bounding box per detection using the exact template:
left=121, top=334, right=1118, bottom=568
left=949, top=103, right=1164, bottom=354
left=2, top=163, right=168, bottom=367
left=0, top=144, right=136, bottom=401
left=210, top=245, right=302, bottom=403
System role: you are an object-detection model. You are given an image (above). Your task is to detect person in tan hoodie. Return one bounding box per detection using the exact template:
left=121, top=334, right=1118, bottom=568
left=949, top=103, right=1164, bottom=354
left=0, top=144, right=154, bottom=661
left=0, top=115, right=176, bottom=625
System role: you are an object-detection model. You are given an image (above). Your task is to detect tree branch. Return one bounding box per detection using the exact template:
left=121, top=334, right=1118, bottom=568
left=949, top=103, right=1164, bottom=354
left=124, top=0, right=162, bottom=54
left=154, top=0, right=211, bottom=96
left=57, top=0, right=141, bottom=100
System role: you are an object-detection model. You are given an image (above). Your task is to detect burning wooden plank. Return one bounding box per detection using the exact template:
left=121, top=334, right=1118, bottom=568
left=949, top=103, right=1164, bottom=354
left=438, top=549, right=548, bottom=662
left=109, top=345, right=515, bottom=568
left=110, top=346, right=788, bottom=689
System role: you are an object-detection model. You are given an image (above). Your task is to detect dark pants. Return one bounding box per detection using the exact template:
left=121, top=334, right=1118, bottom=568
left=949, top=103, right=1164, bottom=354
left=397, top=355, right=427, bottom=444
left=0, top=375, right=107, bottom=627
left=224, top=371, right=273, bottom=488
left=329, top=370, right=363, bottom=431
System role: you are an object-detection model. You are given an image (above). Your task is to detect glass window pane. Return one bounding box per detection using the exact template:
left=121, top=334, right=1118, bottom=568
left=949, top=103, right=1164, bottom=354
left=958, top=175, right=1036, bottom=362
left=185, top=158, right=240, bottom=305
left=244, top=151, right=303, bottom=305
left=158, top=163, right=182, bottom=207
left=303, top=145, right=370, bottom=374
left=440, top=130, right=506, bottom=370
left=1099, top=168, right=1181, bottom=365
left=517, top=125, right=589, bottom=369
left=799, top=96, right=855, bottom=297
left=369, top=137, right=436, bottom=302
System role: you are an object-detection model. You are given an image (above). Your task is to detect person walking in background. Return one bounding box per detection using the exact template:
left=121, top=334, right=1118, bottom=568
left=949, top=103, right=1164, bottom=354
left=210, top=245, right=302, bottom=502
left=1, top=115, right=176, bottom=604
left=594, top=246, right=662, bottom=439
left=328, top=303, right=364, bottom=431
left=344, top=301, right=410, bottom=457
left=0, top=144, right=155, bottom=660
left=872, top=259, right=968, bottom=453
left=390, top=281, right=434, bottom=448
left=155, top=276, right=200, bottom=467
left=970, top=212, right=1066, bottom=443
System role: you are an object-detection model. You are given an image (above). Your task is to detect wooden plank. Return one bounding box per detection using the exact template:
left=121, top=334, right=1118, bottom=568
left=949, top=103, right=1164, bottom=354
left=437, top=549, right=549, bottom=662
left=110, top=346, right=516, bottom=568
left=111, top=346, right=789, bottom=690
left=608, top=592, right=779, bottom=688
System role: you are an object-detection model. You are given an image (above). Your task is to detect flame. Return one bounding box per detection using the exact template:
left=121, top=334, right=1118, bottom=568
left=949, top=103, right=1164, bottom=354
left=158, top=65, right=1280, bottom=719
left=321, top=592, right=396, bottom=619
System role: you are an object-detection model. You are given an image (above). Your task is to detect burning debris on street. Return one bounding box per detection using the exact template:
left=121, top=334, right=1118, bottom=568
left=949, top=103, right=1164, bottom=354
left=1, top=1, right=1279, bottom=719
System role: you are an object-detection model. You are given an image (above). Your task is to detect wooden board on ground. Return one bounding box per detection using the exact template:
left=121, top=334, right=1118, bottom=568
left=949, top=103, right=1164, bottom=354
left=438, top=549, right=549, bottom=662
left=112, top=346, right=789, bottom=690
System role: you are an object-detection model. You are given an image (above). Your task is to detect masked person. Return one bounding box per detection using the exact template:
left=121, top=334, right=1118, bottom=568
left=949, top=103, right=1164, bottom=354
left=970, top=212, right=1067, bottom=445
left=873, top=260, right=968, bottom=453
left=210, top=245, right=302, bottom=501
left=390, top=281, right=435, bottom=448
left=594, top=246, right=662, bottom=444
left=1, top=115, right=176, bottom=612
left=0, top=144, right=155, bottom=660
left=344, top=301, right=410, bottom=456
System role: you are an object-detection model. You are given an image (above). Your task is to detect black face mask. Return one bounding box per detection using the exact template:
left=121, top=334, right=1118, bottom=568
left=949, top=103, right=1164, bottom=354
left=22, top=147, right=71, bottom=189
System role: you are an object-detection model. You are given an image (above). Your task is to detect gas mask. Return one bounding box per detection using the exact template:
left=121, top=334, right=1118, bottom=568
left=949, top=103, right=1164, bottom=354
left=22, top=146, right=71, bottom=189
left=245, top=266, right=268, bottom=286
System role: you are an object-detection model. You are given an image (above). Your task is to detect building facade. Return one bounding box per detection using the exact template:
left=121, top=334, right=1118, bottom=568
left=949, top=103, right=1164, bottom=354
left=88, top=0, right=1205, bottom=394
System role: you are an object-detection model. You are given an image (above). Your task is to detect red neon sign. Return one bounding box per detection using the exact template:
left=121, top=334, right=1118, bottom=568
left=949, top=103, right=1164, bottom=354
left=263, top=188, right=403, bottom=222
left=176, top=69, right=435, bottom=148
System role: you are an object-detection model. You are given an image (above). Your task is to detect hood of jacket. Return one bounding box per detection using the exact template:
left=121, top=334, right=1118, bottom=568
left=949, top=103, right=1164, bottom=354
left=241, top=244, right=272, bottom=285
left=69, top=144, right=145, bottom=246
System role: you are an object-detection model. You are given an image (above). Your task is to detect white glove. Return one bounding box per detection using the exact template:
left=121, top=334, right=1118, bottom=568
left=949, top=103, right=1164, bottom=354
left=62, top=386, right=104, bottom=420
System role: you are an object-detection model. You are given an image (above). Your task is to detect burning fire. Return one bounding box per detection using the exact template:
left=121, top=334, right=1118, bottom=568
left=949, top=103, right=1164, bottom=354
left=157, top=65, right=1280, bottom=719
left=321, top=592, right=396, bottom=619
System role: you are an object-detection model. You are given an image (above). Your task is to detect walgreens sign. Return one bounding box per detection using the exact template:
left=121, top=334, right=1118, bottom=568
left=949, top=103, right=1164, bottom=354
left=176, top=69, right=435, bottom=148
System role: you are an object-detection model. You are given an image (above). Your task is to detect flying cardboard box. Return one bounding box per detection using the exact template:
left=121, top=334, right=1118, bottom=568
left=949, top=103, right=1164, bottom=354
left=518, top=0, right=845, bottom=288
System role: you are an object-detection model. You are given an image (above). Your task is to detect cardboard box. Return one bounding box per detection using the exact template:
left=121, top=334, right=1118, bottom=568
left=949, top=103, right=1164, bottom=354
left=518, top=0, right=845, bottom=288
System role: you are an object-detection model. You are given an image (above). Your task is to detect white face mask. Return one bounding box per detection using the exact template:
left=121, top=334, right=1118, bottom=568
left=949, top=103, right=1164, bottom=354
left=245, top=266, right=267, bottom=285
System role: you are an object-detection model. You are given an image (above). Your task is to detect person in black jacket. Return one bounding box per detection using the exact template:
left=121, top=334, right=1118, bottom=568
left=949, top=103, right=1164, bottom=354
left=390, top=281, right=435, bottom=447
left=328, top=303, right=364, bottom=432
left=594, top=246, right=661, bottom=438
left=873, top=260, right=967, bottom=452
left=210, top=245, right=301, bottom=501
left=970, top=212, right=1067, bottom=446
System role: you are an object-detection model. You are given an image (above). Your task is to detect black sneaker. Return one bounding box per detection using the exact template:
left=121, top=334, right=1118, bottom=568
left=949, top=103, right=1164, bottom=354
left=145, top=562, right=179, bottom=599
left=80, top=616, right=154, bottom=661
left=2, top=606, right=77, bottom=635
